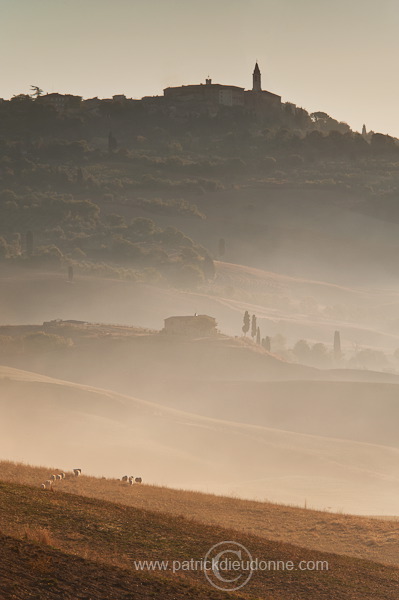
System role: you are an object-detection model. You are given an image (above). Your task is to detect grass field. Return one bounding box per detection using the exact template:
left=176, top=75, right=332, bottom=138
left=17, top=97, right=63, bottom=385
left=1, top=461, right=398, bottom=570
left=0, top=469, right=398, bottom=599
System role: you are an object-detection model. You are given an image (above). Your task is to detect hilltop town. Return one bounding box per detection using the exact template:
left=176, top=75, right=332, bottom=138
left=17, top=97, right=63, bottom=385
left=13, top=63, right=277, bottom=115
left=3, top=61, right=361, bottom=136
left=28, top=62, right=282, bottom=119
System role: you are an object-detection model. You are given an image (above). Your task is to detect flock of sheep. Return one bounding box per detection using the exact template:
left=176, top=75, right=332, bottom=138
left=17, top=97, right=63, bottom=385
left=122, top=475, right=142, bottom=485
left=40, top=469, right=143, bottom=491
left=40, top=468, right=81, bottom=490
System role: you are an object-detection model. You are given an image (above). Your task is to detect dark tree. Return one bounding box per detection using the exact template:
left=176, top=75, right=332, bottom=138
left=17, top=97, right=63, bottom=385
left=256, top=326, right=261, bottom=345
left=242, top=310, right=250, bottom=336
left=30, top=85, right=43, bottom=98
left=0, top=237, right=8, bottom=260
left=68, top=265, right=74, bottom=282
left=218, top=238, right=225, bottom=257
left=203, top=255, right=215, bottom=280
left=334, top=330, right=341, bottom=361
left=293, top=339, right=311, bottom=361
left=77, top=167, right=84, bottom=185
left=262, top=336, right=271, bottom=352
left=108, top=131, right=118, bottom=153
left=251, top=314, right=257, bottom=339
left=26, top=231, right=33, bottom=256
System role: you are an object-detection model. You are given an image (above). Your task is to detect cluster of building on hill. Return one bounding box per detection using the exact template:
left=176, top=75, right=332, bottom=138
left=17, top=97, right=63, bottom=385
left=158, top=62, right=281, bottom=117
left=16, top=63, right=281, bottom=119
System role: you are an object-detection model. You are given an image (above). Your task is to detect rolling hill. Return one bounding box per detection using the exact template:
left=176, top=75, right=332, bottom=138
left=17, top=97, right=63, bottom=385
left=1, top=461, right=398, bottom=569
left=139, top=379, right=399, bottom=448
left=0, top=474, right=398, bottom=599
left=2, top=262, right=399, bottom=358
left=1, top=366, right=399, bottom=515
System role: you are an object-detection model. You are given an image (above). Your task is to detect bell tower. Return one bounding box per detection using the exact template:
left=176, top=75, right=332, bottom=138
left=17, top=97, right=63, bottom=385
left=252, top=62, right=262, bottom=92
left=252, top=62, right=261, bottom=92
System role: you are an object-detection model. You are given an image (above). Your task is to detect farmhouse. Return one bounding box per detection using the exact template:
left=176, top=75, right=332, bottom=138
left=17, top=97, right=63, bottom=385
left=163, top=315, right=217, bottom=336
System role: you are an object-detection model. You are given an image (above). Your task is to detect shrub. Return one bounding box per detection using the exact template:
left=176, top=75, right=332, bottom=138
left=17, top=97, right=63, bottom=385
left=22, top=332, right=73, bottom=352
left=23, top=527, right=53, bottom=546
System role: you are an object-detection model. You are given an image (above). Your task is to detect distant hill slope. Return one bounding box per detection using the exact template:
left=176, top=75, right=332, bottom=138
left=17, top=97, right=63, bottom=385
left=140, top=379, right=399, bottom=448
left=1, top=264, right=399, bottom=356
left=0, top=477, right=398, bottom=600
left=1, top=366, right=399, bottom=515
left=213, top=260, right=399, bottom=350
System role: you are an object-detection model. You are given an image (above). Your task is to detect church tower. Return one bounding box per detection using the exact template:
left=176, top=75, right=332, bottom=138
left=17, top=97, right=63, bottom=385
left=252, top=62, right=261, bottom=92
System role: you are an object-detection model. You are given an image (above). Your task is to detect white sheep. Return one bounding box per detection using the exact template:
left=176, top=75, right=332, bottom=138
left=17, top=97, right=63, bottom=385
left=56, top=474, right=62, bottom=480
left=128, top=479, right=133, bottom=485
left=122, top=475, right=128, bottom=482
left=60, top=473, right=66, bottom=479
left=45, top=480, right=53, bottom=489
left=135, top=477, right=142, bottom=484
left=73, top=468, right=81, bottom=477
left=50, top=474, right=56, bottom=481
left=40, top=483, right=46, bottom=490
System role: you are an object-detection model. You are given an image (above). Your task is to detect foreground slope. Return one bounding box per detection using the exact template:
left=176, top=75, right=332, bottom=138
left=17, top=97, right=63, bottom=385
left=0, top=534, right=237, bottom=600
left=0, top=477, right=398, bottom=600
left=2, top=462, right=398, bottom=568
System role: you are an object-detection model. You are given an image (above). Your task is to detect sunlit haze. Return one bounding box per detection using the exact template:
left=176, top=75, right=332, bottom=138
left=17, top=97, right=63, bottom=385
left=1, top=3, right=399, bottom=597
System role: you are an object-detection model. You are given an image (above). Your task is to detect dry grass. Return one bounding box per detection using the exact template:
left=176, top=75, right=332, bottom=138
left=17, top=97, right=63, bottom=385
left=1, top=460, right=398, bottom=568
left=23, top=526, right=54, bottom=546
left=0, top=530, right=242, bottom=600
left=1, top=474, right=399, bottom=600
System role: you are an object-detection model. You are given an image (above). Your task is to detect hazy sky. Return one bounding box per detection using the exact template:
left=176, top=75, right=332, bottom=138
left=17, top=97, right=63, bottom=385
left=1, top=0, right=398, bottom=136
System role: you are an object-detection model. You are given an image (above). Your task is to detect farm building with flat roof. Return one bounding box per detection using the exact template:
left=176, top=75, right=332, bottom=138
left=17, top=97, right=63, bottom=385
left=163, top=315, right=217, bottom=336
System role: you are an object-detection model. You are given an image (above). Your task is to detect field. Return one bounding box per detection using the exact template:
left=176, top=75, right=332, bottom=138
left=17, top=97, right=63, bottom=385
left=0, top=462, right=398, bottom=599
left=1, top=461, right=398, bottom=569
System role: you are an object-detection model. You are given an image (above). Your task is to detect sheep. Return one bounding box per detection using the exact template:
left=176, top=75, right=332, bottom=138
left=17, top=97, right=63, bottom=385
left=128, top=479, right=133, bottom=486
left=45, top=480, right=53, bottom=490
left=73, top=468, right=81, bottom=477
left=40, top=483, right=46, bottom=490
left=60, top=473, right=66, bottom=479
left=50, top=474, right=56, bottom=481
left=121, top=475, right=128, bottom=482
left=56, top=474, right=62, bottom=481
left=135, top=477, right=142, bottom=484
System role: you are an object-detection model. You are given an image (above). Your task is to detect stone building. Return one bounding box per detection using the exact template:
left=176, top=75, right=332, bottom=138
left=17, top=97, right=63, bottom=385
left=37, top=93, right=82, bottom=112
left=163, top=315, right=217, bottom=336
left=162, top=63, right=281, bottom=115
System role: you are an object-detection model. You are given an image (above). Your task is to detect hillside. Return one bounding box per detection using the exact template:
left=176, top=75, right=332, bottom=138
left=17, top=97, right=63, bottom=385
left=141, top=379, right=399, bottom=448
left=0, top=534, right=236, bottom=600
left=1, top=366, right=399, bottom=514
left=2, top=264, right=399, bottom=362
left=2, top=94, right=399, bottom=288
left=0, top=474, right=398, bottom=599
left=1, top=461, right=398, bottom=569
